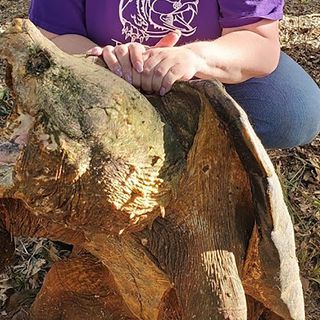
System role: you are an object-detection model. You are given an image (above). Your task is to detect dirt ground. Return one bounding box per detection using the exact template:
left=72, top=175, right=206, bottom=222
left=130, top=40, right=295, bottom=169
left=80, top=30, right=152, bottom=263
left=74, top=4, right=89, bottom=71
left=0, top=0, right=319, bottom=319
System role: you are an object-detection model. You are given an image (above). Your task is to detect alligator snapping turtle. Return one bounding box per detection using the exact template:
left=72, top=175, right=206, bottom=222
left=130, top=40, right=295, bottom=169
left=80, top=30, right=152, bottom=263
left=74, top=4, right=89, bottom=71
left=0, top=19, right=304, bottom=320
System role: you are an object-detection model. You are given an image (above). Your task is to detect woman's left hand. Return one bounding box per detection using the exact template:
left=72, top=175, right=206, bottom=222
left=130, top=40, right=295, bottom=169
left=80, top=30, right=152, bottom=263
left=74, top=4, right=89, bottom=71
left=141, top=46, right=205, bottom=95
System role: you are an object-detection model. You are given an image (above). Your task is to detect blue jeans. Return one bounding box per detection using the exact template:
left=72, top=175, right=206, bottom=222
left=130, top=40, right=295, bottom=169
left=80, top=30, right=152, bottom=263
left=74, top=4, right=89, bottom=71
left=225, top=52, right=320, bottom=149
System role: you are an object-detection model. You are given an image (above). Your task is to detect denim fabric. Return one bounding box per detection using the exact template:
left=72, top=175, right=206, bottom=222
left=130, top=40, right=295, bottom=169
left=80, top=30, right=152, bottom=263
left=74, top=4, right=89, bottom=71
left=225, top=52, right=320, bottom=149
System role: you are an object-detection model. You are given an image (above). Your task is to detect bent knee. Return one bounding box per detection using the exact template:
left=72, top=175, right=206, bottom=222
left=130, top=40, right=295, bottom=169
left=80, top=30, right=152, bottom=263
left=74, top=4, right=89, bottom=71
left=258, top=126, right=319, bottom=149
left=254, top=103, right=320, bottom=149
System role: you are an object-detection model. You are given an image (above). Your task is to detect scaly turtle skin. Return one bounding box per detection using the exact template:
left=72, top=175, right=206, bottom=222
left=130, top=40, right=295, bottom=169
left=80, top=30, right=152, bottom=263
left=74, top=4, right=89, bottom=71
left=0, top=19, right=304, bottom=320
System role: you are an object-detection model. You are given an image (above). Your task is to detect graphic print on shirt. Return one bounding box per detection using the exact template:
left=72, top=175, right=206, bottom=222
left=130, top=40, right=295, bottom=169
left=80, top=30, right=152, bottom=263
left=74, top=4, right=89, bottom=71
left=119, top=0, right=199, bottom=43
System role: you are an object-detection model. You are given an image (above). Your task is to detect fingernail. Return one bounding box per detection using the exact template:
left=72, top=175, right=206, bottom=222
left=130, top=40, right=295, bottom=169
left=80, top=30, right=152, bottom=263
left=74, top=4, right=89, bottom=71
left=86, top=47, right=101, bottom=56
left=160, top=87, right=166, bottom=96
left=135, top=62, right=143, bottom=73
left=114, top=67, right=123, bottom=77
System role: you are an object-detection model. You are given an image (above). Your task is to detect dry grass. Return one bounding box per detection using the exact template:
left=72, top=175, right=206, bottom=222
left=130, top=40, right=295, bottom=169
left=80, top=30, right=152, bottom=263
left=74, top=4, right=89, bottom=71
left=269, top=143, right=320, bottom=319
left=271, top=2, right=320, bottom=318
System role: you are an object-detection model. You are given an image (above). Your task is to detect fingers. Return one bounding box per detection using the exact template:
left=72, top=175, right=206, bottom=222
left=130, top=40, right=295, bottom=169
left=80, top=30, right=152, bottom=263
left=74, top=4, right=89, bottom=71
left=160, top=66, right=182, bottom=95
left=87, top=44, right=142, bottom=87
left=86, top=46, right=103, bottom=56
left=132, top=68, right=141, bottom=89
left=101, top=45, right=123, bottom=77
left=155, top=30, right=181, bottom=48
left=129, top=43, right=145, bottom=73
left=141, top=30, right=181, bottom=92
left=142, top=59, right=179, bottom=94
left=140, top=72, right=153, bottom=93
left=141, top=52, right=164, bottom=93
left=151, top=64, right=172, bottom=93
left=103, top=43, right=145, bottom=84
left=87, top=41, right=185, bottom=95
left=113, top=45, right=133, bottom=83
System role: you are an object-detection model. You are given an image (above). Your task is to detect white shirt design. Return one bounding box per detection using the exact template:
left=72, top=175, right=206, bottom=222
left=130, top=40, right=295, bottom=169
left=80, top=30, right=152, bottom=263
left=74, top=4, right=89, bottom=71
left=118, top=0, right=199, bottom=43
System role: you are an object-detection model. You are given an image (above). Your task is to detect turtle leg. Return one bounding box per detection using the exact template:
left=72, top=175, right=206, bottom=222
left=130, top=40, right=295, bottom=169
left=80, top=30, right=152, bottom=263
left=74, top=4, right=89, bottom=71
left=246, top=296, right=284, bottom=320
left=30, top=251, right=139, bottom=320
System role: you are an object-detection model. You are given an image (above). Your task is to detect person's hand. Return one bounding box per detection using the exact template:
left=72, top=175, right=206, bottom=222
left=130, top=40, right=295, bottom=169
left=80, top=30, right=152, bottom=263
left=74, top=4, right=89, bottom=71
left=86, top=30, right=182, bottom=88
left=87, top=42, right=145, bottom=84
left=141, top=46, right=205, bottom=95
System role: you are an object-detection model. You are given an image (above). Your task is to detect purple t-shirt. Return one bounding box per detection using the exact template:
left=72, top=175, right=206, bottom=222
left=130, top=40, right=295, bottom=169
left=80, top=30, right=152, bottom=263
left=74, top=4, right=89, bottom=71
left=29, top=0, right=284, bottom=47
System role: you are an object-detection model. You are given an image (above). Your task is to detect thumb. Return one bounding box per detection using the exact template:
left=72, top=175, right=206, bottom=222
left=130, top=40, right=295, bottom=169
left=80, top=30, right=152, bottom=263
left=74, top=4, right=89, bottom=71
left=154, top=30, right=181, bottom=48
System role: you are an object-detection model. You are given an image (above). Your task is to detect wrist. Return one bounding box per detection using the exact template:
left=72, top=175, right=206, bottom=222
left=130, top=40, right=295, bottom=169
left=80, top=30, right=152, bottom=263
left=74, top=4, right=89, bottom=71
left=184, top=42, right=217, bottom=79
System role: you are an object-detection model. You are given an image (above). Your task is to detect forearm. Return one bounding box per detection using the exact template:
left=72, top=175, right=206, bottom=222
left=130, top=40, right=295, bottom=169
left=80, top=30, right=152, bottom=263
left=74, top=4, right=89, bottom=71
left=186, top=31, right=280, bottom=84
left=52, top=35, right=97, bottom=54
left=38, top=28, right=96, bottom=54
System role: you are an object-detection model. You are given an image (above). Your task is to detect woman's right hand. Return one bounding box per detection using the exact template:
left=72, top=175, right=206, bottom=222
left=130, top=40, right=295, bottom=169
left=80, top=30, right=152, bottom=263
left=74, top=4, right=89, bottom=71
left=87, top=30, right=181, bottom=89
